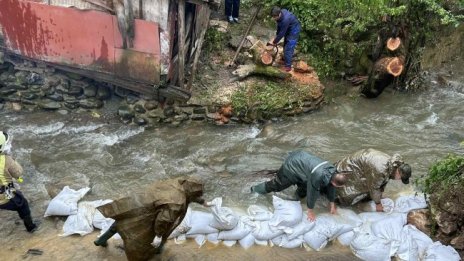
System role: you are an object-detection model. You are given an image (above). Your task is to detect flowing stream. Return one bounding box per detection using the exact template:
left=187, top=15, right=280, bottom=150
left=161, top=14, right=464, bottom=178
left=0, top=61, right=463, bottom=260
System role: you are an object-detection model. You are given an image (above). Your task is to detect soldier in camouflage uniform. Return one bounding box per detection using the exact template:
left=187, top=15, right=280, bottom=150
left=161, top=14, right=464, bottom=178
left=335, top=148, right=412, bottom=212
left=251, top=150, right=349, bottom=221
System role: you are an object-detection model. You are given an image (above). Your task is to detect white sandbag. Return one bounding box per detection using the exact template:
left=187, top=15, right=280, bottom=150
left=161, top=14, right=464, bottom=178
left=269, top=196, right=302, bottom=228
left=371, top=213, right=408, bottom=256
left=394, top=194, right=427, bottom=213
left=313, top=214, right=354, bottom=240
left=247, top=205, right=273, bottom=221
left=396, top=230, right=420, bottom=261
left=285, top=213, right=316, bottom=240
left=350, top=223, right=392, bottom=261
left=218, top=217, right=253, bottom=241
left=91, top=199, right=114, bottom=230
left=210, top=197, right=239, bottom=230
left=223, top=240, right=237, bottom=247
left=271, top=234, right=303, bottom=248
left=358, top=212, right=390, bottom=223
left=44, top=186, right=90, bottom=217
left=252, top=221, right=284, bottom=240
left=403, top=225, right=433, bottom=258
left=169, top=207, right=193, bottom=239
left=61, top=201, right=97, bottom=236
left=238, top=233, right=255, bottom=249
left=366, top=198, right=395, bottom=214
left=174, top=234, right=187, bottom=244
left=194, top=234, right=206, bottom=247
left=254, top=239, right=268, bottom=246
left=336, top=208, right=363, bottom=227
left=423, top=241, right=461, bottom=261
left=206, top=233, right=220, bottom=245
left=337, top=231, right=355, bottom=246
left=186, top=211, right=218, bottom=235
left=303, top=230, right=328, bottom=251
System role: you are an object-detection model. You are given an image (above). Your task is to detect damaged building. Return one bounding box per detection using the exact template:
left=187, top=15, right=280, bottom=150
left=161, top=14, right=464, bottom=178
left=0, top=0, right=220, bottom=102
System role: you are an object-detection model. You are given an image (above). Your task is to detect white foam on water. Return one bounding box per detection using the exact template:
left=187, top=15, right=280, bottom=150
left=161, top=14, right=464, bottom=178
left=425, top=112, right=438, bottom=125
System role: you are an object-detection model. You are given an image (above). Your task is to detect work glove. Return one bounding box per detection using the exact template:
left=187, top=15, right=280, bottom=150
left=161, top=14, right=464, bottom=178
left=266, top=41, right=276, bottom=47
left=151, top=236, right=163, bottom=248
left=17, top=176, right=24, bottom=183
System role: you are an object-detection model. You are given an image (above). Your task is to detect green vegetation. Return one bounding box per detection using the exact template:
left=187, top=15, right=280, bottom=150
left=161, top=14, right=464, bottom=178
left=231, top=82, right=315, bottom=119
left=264, top=0, right=463, bottom=79
left=203, top=27, right=230, bottom=57
left=417, top=154, right=464, bottom=196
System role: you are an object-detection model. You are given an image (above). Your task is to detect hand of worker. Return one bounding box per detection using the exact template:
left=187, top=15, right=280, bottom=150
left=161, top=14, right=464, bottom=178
left=329, top=202, right=337, bottom=215
left=151, top=235, right=163, bottom=248
left=307, top=209, right=316, bottom=222
left=266, top=41, right=276, bottom=47
left=375, top=203, right=384, bottom=212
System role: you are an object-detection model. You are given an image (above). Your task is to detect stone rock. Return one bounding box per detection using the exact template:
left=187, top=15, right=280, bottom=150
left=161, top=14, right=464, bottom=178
left=407, top=209, right=432, bottom=235
left=174, top=114, right=189, bottom=122
left=293, top=61, right=314, bottom=73
left=3, top=93, right=21, bottom=102
left=57, top=109, right=69, bottom=115
left=67, top=86, right=83, bottom=96
left=0, top=87, right=17, bottom=95
left=6, top=83, right=27, bottom=91
left=21, top=98, right=37, bottom=105
left=42, top=85, right=56, bottom=96
left=11, top=102, right=22, bottom=111
left=22, top=92, right=38, bottom=100
left=83, top=85, right=97, bottom=97
left=193, top=107, right=206, bottom=114
left=163, top=106, right=176, bottom=117
left=134, top=104, right=146, bottom=113
left=96, top=85, right=112, bottom=100
left=27, top=72, right=44, bottom=85
left=451, top=233, right=464, bottom=250
left=39, top=100, right=62, bottom=110
left=15, top=71, right=29, bottom=85
left=118, top=104, right=134, bottom=119
left=79, top=98, right=103, bottom=109
left=70, top=79, right=89, bottom=89
left=126, top=95, right=138, bottom=104
left=64, top=72, right=83, bottom=80
left=55, top=84, right=69, bottom=94
left=147, top=109, right=165, bottom=121
left=191, top=114, right=205, bottom=121
left=144, top=100, right=158, bottom=110
left=133, top=116, right=148, bottom=126
left=45, top=75, right=62, bottom=87
left=209, top=19, right=229, bottom=33
left=46, top=93, right=64, bottom=102
left=64, top=102, right=79, bottom=110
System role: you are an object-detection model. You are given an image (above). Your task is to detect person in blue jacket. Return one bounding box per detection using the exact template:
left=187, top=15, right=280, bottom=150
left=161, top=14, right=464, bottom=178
left=251, top=150, right=349, bottom=222
left=267, top=7, right=301, bottom=72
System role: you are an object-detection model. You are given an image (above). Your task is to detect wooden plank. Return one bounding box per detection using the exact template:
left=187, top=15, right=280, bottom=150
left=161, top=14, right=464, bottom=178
left=187, top=7, right=210, bottom=90
left=178, top=0, right=185, bottom=88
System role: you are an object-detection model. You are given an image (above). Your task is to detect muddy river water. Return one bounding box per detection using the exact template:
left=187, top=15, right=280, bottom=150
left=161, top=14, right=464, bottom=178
left=0, top=61, right=463, bottom=260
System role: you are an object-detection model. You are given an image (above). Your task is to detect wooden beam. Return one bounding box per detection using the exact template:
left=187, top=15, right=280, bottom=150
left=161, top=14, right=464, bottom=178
left=178, top=0, right=186, bottom=89
left=187, top=7, right=210, bottom=90
left=81, top=0, right=114, bottom=13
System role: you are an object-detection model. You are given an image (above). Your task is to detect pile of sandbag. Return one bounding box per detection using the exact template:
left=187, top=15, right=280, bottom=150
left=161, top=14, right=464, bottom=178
left=169, top=194, right=461, bottom=261
left=43, top=186, right=117, bottom=238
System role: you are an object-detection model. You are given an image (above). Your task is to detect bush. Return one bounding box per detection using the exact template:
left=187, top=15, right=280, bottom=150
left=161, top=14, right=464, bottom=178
left=417, top=154, right=464, bottom=196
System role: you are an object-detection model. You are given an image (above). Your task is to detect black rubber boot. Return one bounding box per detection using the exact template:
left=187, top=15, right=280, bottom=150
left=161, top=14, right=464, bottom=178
left=23, top=215, right=37, bottom=233
left=94, top=224, right=117, bottom=247
left=251, top=183, right=267, bottom=194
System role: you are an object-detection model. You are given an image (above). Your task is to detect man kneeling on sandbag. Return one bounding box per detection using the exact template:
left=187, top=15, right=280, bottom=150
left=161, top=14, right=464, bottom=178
left=94, top=177, right=209, bottom=261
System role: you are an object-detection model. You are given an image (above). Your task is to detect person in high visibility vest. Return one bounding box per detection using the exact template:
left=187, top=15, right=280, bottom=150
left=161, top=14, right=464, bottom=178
left=0, top=131, right=37, bottom=232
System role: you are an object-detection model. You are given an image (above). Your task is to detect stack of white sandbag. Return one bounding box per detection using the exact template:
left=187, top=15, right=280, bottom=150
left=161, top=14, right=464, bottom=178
left=43, top=186, right=117, bottom=238
left=169, top=194, right=460, bottom=261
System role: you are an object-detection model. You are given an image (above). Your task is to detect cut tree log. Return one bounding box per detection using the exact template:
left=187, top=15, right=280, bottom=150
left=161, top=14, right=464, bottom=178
left=374, top=56, right=404, bottom=77
left=250, top=40, right=278, bottom=66
left=232, top=64, right=291, bottom=80
left=386, top=37, right=401, bottom=51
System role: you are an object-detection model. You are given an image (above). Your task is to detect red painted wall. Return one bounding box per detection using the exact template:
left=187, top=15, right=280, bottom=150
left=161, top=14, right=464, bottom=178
left=0, top=0, right=160, bottom=84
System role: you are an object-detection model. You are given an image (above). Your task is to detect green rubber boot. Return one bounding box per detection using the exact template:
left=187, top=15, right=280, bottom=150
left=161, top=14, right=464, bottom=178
left=94, top=224, right=117, bottom=247
left=251, top=183, right=267, bottom=194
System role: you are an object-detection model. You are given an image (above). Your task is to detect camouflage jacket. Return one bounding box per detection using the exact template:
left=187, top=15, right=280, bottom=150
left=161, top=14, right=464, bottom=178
left=335, top=148, right=401, bottom=205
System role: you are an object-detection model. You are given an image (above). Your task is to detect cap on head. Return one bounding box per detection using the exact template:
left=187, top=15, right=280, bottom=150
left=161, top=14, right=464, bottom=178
left=0, top=131, right=9, bottom=153
left=399, top=163, right=411, bottom=184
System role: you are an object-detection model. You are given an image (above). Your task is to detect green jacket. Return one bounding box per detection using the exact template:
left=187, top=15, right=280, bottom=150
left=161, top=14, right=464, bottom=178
left=335, top=148, right=400, bottom=205
left=281, top=150, right=337, bottom=209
